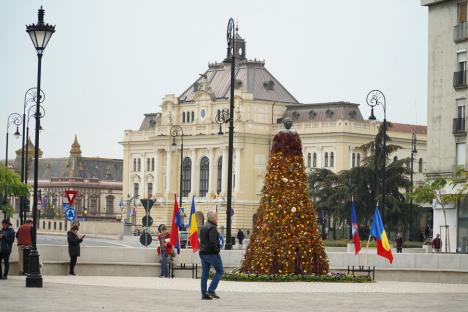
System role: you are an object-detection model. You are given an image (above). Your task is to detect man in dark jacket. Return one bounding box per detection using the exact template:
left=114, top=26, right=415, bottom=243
left=199, top=211, right=224, bottom=300
left=0, top=219, right=15, bottom=279
left=237, top=229, right=245, bottom=247
left=67, top=224, right=85, bottom=275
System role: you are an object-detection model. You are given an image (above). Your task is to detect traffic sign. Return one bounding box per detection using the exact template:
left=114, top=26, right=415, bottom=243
left=142, top=215, right=153, bottom=227
left=140, top=232, right=153, bottom=247
left=140, top=199, right=155, bottom=212
left=63, top=203, right=71, bottom=210
left=65, top=208, right=76, bottom=222
left=65, top=190, right=78, bottom=206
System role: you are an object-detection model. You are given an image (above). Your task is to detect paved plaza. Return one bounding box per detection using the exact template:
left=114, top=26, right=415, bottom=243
left=1, top=276, right=467, bottom=312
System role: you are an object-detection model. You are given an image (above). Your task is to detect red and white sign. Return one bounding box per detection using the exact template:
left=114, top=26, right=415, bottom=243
left=65, top=190, right=78, bottom=206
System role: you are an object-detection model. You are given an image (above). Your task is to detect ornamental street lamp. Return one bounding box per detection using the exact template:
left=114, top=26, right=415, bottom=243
left=5, top=113, right=22, bottom=167
left=366, top=90, right=387, bottom=220
left=20, top=88, right=45, bottom=224
left=25, top=6, right=55, bottom=288
left=409, top=132, right=417, bottom=241
left=170, top=125, right=184, bottom=209
left=217, top=18, right=237, bottom=250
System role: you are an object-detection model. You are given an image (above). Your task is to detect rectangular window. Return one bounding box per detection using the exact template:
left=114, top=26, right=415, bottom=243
left=133, top=183, right=139, bottom=197
left=147, top=158, right=150, bottom=171
left=457, top=98, right=466, bottom=118
left=458, top=51, right=467, bottom=72
left=147, top=183, right=153, bottom=197
left=457, top=143, right=466, bottom=167
left=459, top=2, right=467, bottom=23
left=151, top=158, right=155, bottom=171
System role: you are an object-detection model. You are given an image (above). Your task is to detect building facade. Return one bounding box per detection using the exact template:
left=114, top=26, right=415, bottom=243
left=11, top=136, right=123, bottom=220
left=121, top=28, right=427, bottom=234
left=422, top=0, right=468, bottom=252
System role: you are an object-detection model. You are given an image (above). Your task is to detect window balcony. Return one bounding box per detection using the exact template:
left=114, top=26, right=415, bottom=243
left=454, top=22, right=468, bottom=42
left=454, top=70, right=467, bottom=89
left=453, top=117, right=467, bottom=135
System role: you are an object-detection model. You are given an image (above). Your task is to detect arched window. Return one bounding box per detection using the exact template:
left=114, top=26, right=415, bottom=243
left=307, top=153, right=311, bottom=168
left=313, top=153, right=317, bottom=168
left=419, top=158, right=423, bottom=173
left=217, top=157, right=222, bottom=194
left=357, top=153, right=361, bottom=167
left=151, top=158, right=155, bottom=171
left=352, top=153, right=356, bottom=168
left=182, top=112, right=186, bottom=123
left=330, top=152, right=335, bottom=167
left=147, top=158, right=150, bottom=171
left=133, top=159, right=136, bottom=171
left=324, top=152, right=329, bottom=167
left=199, top=157, right=209, bottom=197
left=182, top=157, right=191, bottom=197
left=137, top=158, right=141, bottom=171
left=393, top=156, right=398, bottom=162
left=147, top=183, right=153, bottom=197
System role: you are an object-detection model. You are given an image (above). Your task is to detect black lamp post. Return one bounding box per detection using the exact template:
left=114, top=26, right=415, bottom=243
left=5, top=113, right=22, bottom=167
left=25, top=6, right=55, bottom=288
left=366, top=90, right=387, bottom=220
left=409, top=132, right=417, bottom=241
left=170, top=125, right=184, bottom=208
left=20, top=88, right=44, bottom=224
left=215, top=18, right=237, bottom=250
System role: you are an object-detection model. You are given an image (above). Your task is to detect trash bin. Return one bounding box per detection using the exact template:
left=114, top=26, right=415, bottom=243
left=23, top=246, right=32, bottom=274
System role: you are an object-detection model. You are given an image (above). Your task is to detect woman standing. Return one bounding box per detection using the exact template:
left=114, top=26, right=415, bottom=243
left=67, top=224, right=85, bottom=276
left=0, top=219, right=15, bottom=279
left=157, top=224, right=171, bottom=278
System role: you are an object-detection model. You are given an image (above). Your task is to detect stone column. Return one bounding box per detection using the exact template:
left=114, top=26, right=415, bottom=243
left=235, top=147, right=241, bottom=192
left=191, top=148, right=196, bottom=196
left=165, top=149, right=172, bottom=194
left=208, top=148, right=215, bottom=195
left=221, top=146, right=228, bottom=194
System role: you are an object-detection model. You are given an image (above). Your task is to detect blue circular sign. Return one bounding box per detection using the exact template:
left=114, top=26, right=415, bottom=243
left=219, top=234, right=225, bottom=249
left=66, top=208, right=76, bottom=222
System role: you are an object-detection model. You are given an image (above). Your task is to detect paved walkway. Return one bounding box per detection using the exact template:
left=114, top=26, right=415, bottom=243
left=1, top=276, right=467, bottom=312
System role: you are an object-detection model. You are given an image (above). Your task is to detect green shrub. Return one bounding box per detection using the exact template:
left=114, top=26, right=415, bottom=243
left=215, top=272, right=372, bottom=283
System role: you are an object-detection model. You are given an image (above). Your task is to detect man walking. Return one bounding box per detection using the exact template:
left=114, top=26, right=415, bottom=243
left=0, top=219, right=15, bottom=279
left=199, top=211, right=224, bottom=300
left=16, top=219, right=33, bottom=275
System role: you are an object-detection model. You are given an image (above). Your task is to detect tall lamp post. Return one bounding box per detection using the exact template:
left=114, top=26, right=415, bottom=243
left=20, top=88, right=44, bottom=224
left=25, top=6, right=55, bottom=288
left=5, top=113, right=22, bottom=166
left=409, top=132, right=417, bottom=240
left=214, top=18, right=237, bottom=250
left=170, top=125, right=184, bottom=208
left=367, top=90, right=387, bottom=220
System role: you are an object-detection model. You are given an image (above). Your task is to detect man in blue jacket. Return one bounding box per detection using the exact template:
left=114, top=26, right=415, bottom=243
left=199, top=211, right=224, bottom=300
left=0, top=219, right=15, bottom=279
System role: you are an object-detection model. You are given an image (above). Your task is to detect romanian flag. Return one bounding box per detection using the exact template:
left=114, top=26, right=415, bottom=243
left=170, top=194, right=181, bottom=254
left=351, top=201, right=361, bottom=255
left=370, top=207, right=393, bottom=264
left=188, top=196, right=200, bottom=252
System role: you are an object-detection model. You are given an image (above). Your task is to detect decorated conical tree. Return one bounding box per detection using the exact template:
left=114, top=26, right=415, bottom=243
left=240, top=118, right=329, bottom=275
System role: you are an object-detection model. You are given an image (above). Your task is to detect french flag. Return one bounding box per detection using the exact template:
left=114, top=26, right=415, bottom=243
left=351, top=201, right=361, bottom=255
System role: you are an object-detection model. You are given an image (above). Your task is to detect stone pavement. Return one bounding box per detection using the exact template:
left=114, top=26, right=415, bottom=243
left=1, top=276, right=467, bottom=312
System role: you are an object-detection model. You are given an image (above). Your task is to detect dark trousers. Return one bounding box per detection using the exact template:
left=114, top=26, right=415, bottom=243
left=69, top=256, right=78, bottom=274
left=0, top=253, right=10, bottom=277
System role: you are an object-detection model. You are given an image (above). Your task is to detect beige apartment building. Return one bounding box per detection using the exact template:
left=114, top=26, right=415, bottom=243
left=422, top=0, right=468, bottom=252
left=121, top=29, right=427, bottom=234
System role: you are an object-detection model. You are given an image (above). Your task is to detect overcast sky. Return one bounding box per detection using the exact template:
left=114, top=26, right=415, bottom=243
left=0, top=0, right=428, bottom=159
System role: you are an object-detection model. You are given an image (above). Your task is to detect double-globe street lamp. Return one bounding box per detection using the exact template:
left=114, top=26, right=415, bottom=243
left=214, top=18, right=237, bottom=250
left=25, top=6, right=55, bottom=288
left=20, top=88, right=45, bottom=224
left=367, top=90, right=387, bottom=220
left=170, top=125, right=185, bottom=210
left=5, top=113, right=22, bottom=167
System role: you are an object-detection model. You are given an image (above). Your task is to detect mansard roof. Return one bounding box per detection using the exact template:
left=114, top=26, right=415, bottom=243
left=178, top=60, right=299, bottom=105
left=283, top=101, right=364, bottom=123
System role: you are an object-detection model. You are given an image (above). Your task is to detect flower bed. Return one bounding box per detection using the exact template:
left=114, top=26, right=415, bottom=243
left=217, top=272, right=372, bottom=283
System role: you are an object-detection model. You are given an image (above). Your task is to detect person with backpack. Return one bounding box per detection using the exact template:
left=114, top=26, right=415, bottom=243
left=0, top=219, right=15, bottom=279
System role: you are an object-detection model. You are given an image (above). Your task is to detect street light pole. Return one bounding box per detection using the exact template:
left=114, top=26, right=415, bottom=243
left=5, top=113, right=22, bottom=167
left=170, top=125, right=184, bottom=207
left=367, top=90, right=387, bottom=220
left=20, top=88, right=44, bottom=224
left=409, top=132, right=417, bottom=241
left=25, top=6, right=55, bottom=288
